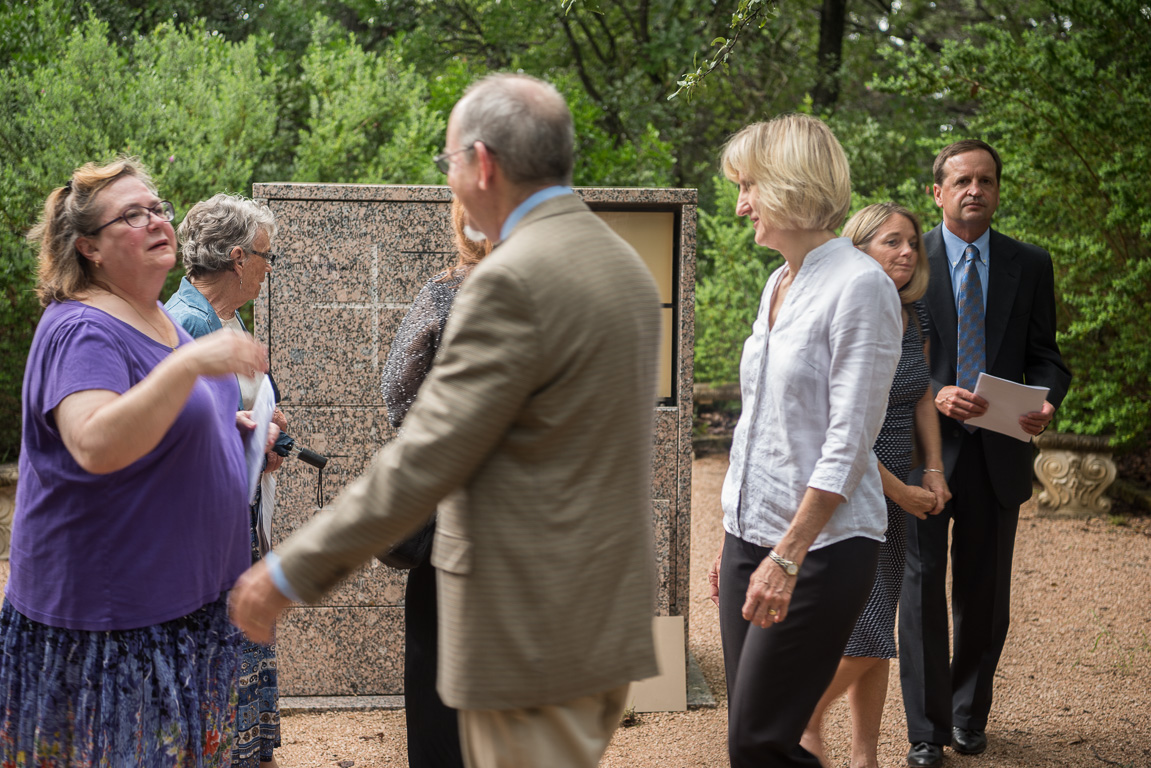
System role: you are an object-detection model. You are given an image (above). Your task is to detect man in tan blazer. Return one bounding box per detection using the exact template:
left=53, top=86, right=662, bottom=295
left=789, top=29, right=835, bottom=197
left=230, top=73, right=662, bottom=768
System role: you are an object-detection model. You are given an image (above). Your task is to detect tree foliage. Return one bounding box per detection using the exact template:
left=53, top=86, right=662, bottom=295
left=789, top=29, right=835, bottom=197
left=694, top=175, right=776, bottom=385
left=0, top=8, right=280, bottom=459
left=292, top=17, right=445, bottom=185
left=0, top=0, right=681, bottom=459
left=1, top=0, right=1147, bottom=457
left=876, top=0, right=1151, bottom=446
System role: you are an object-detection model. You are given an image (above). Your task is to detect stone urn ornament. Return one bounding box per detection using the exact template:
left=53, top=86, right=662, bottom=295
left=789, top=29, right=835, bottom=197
left=1032, top=432, right=1116, bottom=518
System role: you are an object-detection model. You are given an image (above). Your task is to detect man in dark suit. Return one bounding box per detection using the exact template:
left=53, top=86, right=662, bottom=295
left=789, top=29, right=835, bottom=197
left=899, top=140, right=1072, bottom=768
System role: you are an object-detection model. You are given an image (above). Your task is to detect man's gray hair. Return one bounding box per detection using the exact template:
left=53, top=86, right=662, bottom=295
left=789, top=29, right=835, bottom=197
left=454, top=74, right=574, bottom=186
left=178, top=193, right=277, bottom=278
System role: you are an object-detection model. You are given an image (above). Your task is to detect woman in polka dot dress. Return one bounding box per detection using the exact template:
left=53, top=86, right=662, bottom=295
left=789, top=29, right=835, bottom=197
left=802, top=203, right=952, bottom=768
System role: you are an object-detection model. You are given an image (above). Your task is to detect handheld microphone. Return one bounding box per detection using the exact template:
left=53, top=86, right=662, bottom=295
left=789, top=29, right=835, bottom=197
left=271, top=433, right=328, bottom=469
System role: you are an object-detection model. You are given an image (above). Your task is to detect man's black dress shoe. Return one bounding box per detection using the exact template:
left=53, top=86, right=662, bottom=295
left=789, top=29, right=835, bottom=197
left=907, top=742, right=944, bottom=768
left=951, top=727, right=988, bottom=755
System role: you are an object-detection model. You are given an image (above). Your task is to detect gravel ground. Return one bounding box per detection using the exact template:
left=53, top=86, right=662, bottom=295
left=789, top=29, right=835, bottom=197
left=7, top=454, right=1150, bottom=767
left=268, top=455, right=1151, bottom=768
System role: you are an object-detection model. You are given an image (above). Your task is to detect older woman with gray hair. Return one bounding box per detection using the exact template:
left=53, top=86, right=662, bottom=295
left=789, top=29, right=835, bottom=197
left=165, top=193, right=285, bottom=768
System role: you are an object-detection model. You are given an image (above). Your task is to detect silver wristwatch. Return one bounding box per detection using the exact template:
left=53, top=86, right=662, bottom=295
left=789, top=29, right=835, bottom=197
left=768, top=550, right=799, bottom=576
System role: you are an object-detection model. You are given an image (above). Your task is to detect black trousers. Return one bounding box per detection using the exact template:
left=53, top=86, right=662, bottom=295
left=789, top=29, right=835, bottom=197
left=404, top=561, right=463, bottom=768
left=899, top=431, right=1020, bottom=744
left=719, top=532, right=879, bottom=768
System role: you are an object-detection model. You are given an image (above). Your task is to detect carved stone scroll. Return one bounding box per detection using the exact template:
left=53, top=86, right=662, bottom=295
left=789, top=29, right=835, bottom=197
left=1033, top=432, right=1116, bottom=518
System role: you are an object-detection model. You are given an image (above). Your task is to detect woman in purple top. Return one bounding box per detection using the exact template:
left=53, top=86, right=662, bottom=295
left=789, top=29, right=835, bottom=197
left=0, top=158, right=272, bottom=767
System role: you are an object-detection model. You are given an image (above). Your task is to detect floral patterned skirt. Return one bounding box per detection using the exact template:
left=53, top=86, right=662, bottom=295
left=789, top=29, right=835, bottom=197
left=0, top=594, right=241, bottom=768
left=231, top=496, right=281, bottom=767
left=231, top=637, right=279, bottom=767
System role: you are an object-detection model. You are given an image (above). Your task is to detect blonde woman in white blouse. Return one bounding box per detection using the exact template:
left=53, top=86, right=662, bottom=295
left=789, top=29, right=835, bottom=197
left=706, top=114, right=903, bottom=768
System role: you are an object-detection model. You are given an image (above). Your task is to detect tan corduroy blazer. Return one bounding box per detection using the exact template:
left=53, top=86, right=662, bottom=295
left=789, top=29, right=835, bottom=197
left=276, top=193, right=662, bottom=710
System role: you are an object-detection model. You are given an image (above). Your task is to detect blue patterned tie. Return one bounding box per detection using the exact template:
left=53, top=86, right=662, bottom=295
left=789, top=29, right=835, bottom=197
left=956, top=244, right=985, bottom=425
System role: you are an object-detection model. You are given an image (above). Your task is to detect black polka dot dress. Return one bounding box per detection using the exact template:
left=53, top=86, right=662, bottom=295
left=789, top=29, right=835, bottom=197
left=844, top=301, right=930, bottom=659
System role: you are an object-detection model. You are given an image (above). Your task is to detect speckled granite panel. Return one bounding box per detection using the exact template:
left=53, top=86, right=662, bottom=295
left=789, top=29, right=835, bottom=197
left=271, top=405, right=395, bottom=529
left=275, top=606, right=405, bottom=696
left=574, top=188, right=698, bottom=205
left=254, top=184, right=452, bottom=204
left=254, top=185, right=697, bottom=698
left=279, top=695, right=406, bottom=714
left=270, top=404, right=405, bottom=607
left=254, top=184, right=698, bottom=206
left=651, top=409, right=678, bottom=502
left=675, top=204, right=697, bottom=624
left=650, top=499, right=672, bottom=616
left=261, top=199, right=456, bottom=407
left=651, top=408, right=684, bottom=620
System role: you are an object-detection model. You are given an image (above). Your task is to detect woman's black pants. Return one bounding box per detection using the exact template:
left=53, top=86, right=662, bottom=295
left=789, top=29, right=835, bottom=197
left=719, top=532, right=879, bottom=767
left=404, top=560, right=463, bottom=768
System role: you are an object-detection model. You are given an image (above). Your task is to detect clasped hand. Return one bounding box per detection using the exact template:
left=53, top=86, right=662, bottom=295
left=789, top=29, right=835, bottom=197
left=934, top=385, right=988, bottom=422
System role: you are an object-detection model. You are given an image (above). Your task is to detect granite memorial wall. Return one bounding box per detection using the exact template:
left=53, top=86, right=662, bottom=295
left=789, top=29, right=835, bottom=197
left=252, top=183, right=696, bottom=703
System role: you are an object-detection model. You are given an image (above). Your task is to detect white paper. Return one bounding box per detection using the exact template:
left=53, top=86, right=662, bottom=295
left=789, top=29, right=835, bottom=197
left=965, top=372, right=1049, bottom=442
left=257, top=472, right=276, bottom=554
left=245, top=375, right=277, bottom=504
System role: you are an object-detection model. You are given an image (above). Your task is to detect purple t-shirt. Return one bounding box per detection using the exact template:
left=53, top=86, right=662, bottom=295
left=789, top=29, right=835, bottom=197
left=9, top=300, right=250, bottom=631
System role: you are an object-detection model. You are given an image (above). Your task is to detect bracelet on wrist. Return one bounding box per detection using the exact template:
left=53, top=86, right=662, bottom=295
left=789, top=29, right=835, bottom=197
left=924, top=468, right=944, bottom=474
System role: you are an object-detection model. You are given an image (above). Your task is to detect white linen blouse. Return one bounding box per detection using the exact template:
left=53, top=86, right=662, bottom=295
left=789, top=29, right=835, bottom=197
left=721, top=237, right=903, bottom=551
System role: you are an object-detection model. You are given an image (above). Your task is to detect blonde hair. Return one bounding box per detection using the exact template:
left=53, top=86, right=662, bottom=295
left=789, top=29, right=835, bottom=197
left=721, top=114, right=852, bottom=232
left=843, top=202, right=929, bottom=306
left=27, top=158, right=158, bottom=307
left=438, top=198, right=493, bottom=282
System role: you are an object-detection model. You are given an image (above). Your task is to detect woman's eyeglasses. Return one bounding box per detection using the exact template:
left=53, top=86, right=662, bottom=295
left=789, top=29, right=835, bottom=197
left=88, top=201, right=176, bottom=235
left=247, top=248, right=281, bottom=266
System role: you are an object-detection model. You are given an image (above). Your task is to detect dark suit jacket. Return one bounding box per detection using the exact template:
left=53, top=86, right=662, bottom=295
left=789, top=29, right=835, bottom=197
left=922, top=224, right=1072, bottom=507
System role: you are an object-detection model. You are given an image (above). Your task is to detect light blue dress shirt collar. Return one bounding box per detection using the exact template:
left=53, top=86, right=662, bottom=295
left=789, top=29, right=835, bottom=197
left=942, top=223, right=991, bottom=314
left=499, top=185, right=573, bottom=242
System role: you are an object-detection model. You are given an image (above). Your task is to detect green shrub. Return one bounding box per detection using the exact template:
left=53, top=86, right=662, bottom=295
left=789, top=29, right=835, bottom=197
left=694, top=175, right=778, bottom=386
left=0, top=11, right=279, bottom=459
left=291, top=16, right=444, bottom=185
left=875, top=0, right=1151, bottom=447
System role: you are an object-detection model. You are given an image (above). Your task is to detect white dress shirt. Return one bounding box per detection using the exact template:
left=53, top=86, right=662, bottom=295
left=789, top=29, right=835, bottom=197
left=721, top=237, right=902, bottom=550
